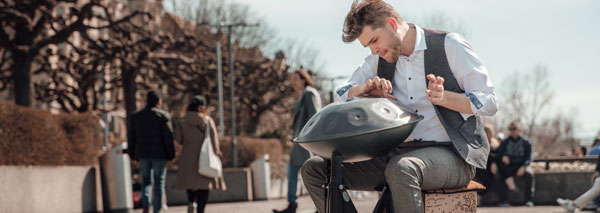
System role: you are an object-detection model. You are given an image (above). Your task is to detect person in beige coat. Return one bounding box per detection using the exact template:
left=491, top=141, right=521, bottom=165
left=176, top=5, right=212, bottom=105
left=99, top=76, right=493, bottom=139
left=173, top=95, right=226, bottom=213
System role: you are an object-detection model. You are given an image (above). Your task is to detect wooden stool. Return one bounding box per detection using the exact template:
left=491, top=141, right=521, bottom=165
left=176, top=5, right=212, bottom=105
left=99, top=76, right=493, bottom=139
left=423, top=181, right=485, bottom=213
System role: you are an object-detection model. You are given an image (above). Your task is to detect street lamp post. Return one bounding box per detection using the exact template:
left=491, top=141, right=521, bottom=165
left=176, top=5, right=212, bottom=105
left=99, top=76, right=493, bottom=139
left=201, top=22, right=258, bottom=168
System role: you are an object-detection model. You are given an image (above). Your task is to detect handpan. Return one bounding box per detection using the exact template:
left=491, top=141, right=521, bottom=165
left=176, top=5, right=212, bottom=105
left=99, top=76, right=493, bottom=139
left=293, top=97, right=423, bottom=162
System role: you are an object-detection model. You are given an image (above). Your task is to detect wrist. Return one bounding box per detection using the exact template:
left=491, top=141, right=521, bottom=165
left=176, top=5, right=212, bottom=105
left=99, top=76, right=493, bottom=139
left=348, top=84, right=365, bottom=98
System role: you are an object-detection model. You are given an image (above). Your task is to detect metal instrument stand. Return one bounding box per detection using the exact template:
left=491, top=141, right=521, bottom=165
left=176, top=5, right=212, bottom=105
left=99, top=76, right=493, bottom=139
left=324, top=152, right=357, bottom=213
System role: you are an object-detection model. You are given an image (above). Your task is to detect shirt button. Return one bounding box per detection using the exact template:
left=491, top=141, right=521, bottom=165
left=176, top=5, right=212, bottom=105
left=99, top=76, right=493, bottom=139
left=410, top=97, right=413, bottom=100
left=415, top=110, right=418, bottom=113
left=408, top=77, right=412, bottom=80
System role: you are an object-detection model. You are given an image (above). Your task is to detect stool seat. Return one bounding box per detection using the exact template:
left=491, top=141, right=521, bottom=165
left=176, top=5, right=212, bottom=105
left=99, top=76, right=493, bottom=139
left=423, top=181, right=484, bottom=213
left=424, top=180, right=486, bottom=194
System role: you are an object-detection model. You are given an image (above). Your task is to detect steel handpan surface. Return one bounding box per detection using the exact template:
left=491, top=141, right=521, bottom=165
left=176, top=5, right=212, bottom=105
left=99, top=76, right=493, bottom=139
left=293, top=97, right=423, bottom=162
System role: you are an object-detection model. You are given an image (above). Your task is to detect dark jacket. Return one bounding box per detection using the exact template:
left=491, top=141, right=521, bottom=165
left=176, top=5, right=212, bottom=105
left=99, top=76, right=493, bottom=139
left=496, top=135, right=532, bottom=166
left=128, top=106, right=175, bottom=160
left=290, top=86, right=322, bottom=167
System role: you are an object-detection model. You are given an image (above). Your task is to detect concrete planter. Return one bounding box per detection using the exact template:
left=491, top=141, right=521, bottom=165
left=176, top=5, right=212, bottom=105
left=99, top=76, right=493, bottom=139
left=480, top=171, right=594, bottom=205
left=165, top=167, right=253, bottom=205
left=0, top=165, right=102, bottom=212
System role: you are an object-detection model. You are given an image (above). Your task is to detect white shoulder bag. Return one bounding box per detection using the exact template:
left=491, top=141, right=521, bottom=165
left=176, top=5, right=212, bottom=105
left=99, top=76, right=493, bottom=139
left=198, top=117, right=222, bottom=178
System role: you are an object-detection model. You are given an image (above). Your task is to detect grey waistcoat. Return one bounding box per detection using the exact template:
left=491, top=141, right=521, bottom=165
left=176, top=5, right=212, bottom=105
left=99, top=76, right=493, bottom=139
left=377, top=28, right=489, bottom=169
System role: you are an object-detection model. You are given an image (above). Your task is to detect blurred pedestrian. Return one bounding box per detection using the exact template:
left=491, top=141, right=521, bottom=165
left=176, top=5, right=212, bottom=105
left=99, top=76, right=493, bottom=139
left=173, top=95, right=226, bottom=213
left=128, top=90, right=176, bottom=213
left=474, top=124, right=501, bottom=203
left=587, top=137, right=600, bottom=156
left=273, top=68, right=322, bottom=213
left=557, top=151, right=600, bottom=212
left=495, top=120, right=534, bottom=207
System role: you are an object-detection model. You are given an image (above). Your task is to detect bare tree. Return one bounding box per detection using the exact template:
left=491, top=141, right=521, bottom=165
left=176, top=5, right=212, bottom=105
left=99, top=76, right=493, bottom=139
left=0, top=0, right=146, bottom=107
left=495, top=64, right=583, bottom=156
left=166, top=0, right=276, bottom=49
left=499, top=64, right=554, bottom=139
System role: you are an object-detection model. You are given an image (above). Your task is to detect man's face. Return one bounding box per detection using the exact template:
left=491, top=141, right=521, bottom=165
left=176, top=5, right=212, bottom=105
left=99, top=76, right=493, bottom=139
left=508, top=125, right=521, bottom=138
left=358, top=24, right=402, bottom=63
left=291, top=72, right=305, bottom=93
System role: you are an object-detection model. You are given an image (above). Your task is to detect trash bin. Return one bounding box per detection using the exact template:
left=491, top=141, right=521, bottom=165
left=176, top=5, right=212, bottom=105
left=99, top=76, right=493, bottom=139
left=250, top=154, right=271, bottom=200
left=100, top=142, right=133, bottom=213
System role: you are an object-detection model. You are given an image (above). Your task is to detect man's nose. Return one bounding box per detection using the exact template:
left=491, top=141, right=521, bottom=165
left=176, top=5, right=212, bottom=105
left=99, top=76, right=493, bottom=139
left=369, top=46, right=378, bottom=55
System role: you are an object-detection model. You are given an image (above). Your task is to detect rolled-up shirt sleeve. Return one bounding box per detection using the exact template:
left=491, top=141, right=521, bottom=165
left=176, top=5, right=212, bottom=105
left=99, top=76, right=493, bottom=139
left=334, top=54, right=378, bottom=102
left=445, top=33, right=498, bottom=118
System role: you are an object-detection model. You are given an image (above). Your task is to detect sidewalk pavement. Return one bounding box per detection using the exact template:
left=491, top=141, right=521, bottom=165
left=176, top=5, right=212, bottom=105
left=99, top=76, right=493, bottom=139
left=134, top=192, right=579, bottom=213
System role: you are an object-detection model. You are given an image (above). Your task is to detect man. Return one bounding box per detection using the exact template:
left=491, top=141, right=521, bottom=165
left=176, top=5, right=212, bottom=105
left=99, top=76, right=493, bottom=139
left=495, top=121, right=534, bottom=207
left=128, top=90, right=175, bottom=213
left=274, top=68, right=322, bottom=213
left=300, top=0, right=498, bottom=212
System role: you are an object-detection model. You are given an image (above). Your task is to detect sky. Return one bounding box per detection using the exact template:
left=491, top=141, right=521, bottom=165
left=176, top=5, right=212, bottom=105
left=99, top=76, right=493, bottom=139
left=164, top=0, right=600, bottom=139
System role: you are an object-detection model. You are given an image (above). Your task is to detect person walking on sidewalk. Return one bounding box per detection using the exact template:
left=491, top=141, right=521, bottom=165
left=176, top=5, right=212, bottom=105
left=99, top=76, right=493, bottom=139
left=173, top=95, right=226, bottom=213
left=273, top=68, right=322, bottom=213
left=128, top=90, right=176, bottom=213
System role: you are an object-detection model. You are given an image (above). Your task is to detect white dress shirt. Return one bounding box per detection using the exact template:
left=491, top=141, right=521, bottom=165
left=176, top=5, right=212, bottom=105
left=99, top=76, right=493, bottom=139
left=335, top=24, right=498, bottom=142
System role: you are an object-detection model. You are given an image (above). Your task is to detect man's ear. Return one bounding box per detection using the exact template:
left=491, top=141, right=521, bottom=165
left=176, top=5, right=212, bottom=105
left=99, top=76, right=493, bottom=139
left=386, top=17, right=398, bottom=31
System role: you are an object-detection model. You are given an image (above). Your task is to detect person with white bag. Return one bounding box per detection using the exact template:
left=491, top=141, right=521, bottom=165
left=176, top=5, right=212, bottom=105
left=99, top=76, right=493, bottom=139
left=173, top=95, right=226, bottom=213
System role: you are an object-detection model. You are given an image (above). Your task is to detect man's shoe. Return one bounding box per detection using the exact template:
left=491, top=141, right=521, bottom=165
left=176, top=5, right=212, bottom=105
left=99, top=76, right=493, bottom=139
left=142, top=207, right=149, bottom=213
left=556, top=198, right=576, bottom=212
left=497, top=201, right=511, bottom=207
left=525, top=201, right=534, bottom=206
left=272, top=202, right=297, bottom=213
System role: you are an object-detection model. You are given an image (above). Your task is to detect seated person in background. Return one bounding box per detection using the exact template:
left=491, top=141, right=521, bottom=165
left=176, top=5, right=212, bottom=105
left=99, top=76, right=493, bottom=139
left=473, top=124, right=501, bottom=202
left=587, top=137, right=600, bottom=156
left=557, top=152, right=600, bottom=212
left=495, top=121, right=534, bottom=207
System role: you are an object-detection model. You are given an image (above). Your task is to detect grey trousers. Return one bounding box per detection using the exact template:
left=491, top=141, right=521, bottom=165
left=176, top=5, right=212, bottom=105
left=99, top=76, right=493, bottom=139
left=301, top=145, right=475, bottom=213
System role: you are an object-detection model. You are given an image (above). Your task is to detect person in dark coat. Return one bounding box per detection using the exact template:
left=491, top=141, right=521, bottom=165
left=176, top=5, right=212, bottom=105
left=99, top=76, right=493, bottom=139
left=173, top=95, right=226, bottom=213
left=495, top=120, right=534, bottom=207
left=273, top=68, right=322, bottom=213
left=128, top=90, right=175, bottom=213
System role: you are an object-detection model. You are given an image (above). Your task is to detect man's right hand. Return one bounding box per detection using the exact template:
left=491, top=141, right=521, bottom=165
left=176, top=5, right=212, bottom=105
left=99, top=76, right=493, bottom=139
left=502, top=156, right=510, bottom=165
left=348, top=77, right=397, bottom=100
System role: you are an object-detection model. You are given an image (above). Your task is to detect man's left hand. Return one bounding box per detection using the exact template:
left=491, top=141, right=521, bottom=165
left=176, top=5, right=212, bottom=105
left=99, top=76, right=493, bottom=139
left=426, top=74, right=445, bottom=105
left=516, top=166, right=526, bottom=177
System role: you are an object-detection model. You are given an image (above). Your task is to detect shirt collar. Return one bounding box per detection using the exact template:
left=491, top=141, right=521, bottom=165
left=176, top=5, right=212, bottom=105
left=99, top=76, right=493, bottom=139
left=413, top=24, right=427, bottom=52
left=396, top=24, right=427, bottom=61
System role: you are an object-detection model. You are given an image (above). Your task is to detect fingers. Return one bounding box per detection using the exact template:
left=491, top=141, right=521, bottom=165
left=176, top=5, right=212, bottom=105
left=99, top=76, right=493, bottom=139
left=385, top=79, right=393, bottom=94
left=366, top=77, right=392, bottom=94
left=383, top=93, right=398, bottom=101
left=426, top=75, right=445, bottom=104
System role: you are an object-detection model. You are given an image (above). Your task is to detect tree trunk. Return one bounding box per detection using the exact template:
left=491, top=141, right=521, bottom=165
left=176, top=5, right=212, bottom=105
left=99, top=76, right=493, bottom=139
left=12, top=52, right=33, bottom=107
left=123, top=69, right=137, bottom=119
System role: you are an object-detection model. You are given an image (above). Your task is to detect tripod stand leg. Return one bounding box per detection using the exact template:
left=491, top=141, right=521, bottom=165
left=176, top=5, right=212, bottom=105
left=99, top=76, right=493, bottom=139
left=326, top=152, right=357, bottom=213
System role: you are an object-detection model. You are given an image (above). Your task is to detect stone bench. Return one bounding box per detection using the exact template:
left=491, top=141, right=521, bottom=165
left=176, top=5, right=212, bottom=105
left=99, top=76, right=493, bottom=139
left=423, top=181, right=485, bottom=213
